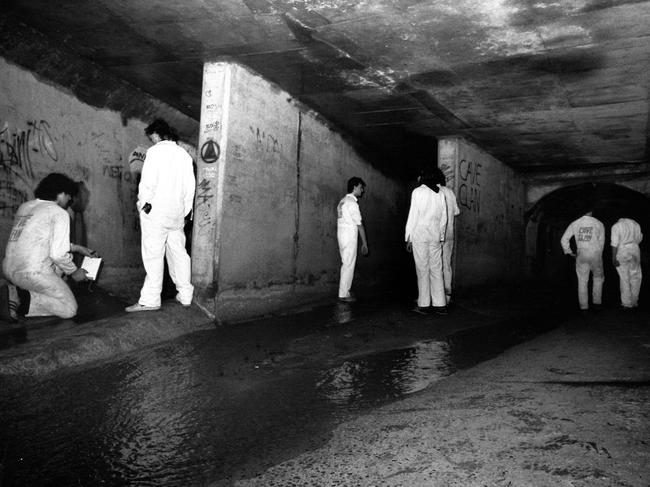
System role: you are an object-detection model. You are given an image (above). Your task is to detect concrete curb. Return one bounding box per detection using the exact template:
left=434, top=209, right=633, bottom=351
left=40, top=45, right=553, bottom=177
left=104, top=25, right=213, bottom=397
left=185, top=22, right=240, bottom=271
left=0, top=304, right=215, bottom=375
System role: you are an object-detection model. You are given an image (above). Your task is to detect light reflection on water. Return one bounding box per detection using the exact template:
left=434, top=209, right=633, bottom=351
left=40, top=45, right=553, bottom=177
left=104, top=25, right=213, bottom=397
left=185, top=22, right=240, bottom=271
left=316, top=341, right=455, bottom=409
left=0, top=314, right=552, bottom=486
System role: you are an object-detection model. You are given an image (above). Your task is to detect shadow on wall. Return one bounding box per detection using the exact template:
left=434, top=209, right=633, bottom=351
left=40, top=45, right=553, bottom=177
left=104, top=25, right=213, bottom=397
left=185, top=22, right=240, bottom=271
left=526, top=183, right=650, bottom=306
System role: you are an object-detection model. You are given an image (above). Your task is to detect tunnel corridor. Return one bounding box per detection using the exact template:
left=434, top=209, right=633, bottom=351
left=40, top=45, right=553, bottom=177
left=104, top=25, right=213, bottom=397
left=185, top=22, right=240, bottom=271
left=526, top=183, right=649, bottom=307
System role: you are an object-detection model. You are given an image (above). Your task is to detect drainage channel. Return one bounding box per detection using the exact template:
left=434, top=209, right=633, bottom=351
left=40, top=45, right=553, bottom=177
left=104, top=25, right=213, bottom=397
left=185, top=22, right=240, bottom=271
left=0, top=312, right=558, bottom=486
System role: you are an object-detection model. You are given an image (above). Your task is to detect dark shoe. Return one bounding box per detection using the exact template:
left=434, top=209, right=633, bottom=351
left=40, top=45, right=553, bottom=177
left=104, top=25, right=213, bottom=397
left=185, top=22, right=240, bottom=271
left=175, top=296, right=192, bottom=308
left=432, top=306, right=448, bottom=315
left=0, top=282, right=13, bottom=322
left=338, top=296, right=357, bottom=303
left=592, top=303, right=603, bottom=311
left=412, top=306, right=430, bottom=315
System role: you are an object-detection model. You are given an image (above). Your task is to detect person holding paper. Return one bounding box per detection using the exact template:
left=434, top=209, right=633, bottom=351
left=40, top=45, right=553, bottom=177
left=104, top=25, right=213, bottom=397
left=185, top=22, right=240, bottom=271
left=2, top=173, right=96, bottom=319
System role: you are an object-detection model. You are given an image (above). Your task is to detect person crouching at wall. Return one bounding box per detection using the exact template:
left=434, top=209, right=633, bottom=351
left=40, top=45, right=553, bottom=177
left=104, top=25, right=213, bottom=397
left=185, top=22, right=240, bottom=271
left=2, top=173, right=96, bottom=319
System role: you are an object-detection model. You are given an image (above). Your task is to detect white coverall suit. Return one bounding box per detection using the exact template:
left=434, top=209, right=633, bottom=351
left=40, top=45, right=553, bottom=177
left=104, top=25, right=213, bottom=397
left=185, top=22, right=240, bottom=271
left=405, top=184, right=448, bottom=308
left=2, top=199, right=78, bottom=318
left=611, top=218, right=643, bottom=308
left=560, top=214, right=605, bottom=310
left=137, top=140, right=196, bottom=307
left=439, top=185, right=460, bottom=304
left=337, top=193, right=363, bottom=299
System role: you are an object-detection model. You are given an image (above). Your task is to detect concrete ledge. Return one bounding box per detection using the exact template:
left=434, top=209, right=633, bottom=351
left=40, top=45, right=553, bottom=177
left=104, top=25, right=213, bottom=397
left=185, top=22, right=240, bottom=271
left=0, top=303, right=215, bottom=376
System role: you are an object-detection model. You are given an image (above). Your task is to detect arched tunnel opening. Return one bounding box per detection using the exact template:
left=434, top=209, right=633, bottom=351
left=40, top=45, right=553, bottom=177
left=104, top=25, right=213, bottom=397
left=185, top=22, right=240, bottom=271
left=526, top=183, right=650, bottom=307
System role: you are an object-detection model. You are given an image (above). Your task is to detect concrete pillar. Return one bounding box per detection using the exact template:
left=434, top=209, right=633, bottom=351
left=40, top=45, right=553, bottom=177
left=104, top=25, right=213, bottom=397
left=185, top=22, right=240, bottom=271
left=192, top=62, right=233, bottom=317
left=437, top=136, right=526, bottom=287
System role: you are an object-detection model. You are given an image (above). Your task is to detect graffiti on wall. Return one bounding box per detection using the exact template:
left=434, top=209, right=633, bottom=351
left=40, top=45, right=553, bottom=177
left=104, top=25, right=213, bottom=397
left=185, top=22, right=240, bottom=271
left=249, top=126, right=282, bottom=155
left=196, top=177, right=214, bottom=236
left=458, top=158, right=481, bottom=213
left=0, top=120, right=61, bottom=217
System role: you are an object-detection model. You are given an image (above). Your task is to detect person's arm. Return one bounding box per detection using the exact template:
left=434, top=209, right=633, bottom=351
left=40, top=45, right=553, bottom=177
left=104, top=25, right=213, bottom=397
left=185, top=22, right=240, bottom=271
left=183, top=156, right=196, bottom=218
left=50, top=210, right=82, bottom=278
left=560, top=223, right=575, bottom=257
left=358, top=223, right=369, bottom=255
left=405, top=191, right=418, bottom=248
left=439, top=193, right=448, bottom=242
left=611, top=225, right=620, bottom=267
left=137, top=147, right=158, bottom=212
left=71, top=243, right=98, bottom=257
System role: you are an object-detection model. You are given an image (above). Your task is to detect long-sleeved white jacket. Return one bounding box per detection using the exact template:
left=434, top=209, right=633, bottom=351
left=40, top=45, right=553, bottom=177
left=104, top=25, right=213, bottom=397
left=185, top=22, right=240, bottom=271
left=3, top=199, right=77, bottom=276
left=405, top=184, right=448, bottom=243
left=138, top=140, right=195, bottom=228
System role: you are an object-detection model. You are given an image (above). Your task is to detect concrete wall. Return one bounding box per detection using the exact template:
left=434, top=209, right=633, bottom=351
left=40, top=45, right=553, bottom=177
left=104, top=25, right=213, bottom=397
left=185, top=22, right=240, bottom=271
left=438, top=137, right=526, bottom=287
left=0, top=57, right=198, bottom=294
left=194, top=62, right=405, bottom=319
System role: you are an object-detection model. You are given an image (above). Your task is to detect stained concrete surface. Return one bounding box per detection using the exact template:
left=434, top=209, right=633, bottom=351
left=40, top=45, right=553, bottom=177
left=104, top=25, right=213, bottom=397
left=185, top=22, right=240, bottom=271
left=0, top=282, right=648, bottom=486
left=233, top=307, right=650, bottom=487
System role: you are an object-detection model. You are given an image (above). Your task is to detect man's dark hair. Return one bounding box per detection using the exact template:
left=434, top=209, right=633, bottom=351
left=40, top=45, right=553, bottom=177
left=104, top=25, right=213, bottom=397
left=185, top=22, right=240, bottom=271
left=419, top=170, right=440, bottom=193
left=347, top=177, right=366, bottom=193
left=145, top=118, right=178, bottom=141
left=433, top=167, right=447, bottom=186
left=34, top=173, right=78, bottom=201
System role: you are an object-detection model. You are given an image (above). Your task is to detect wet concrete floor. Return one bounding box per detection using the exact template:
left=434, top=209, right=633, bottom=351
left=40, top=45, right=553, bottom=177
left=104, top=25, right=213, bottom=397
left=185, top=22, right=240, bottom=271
left=1, top=284, right=648, bottom=486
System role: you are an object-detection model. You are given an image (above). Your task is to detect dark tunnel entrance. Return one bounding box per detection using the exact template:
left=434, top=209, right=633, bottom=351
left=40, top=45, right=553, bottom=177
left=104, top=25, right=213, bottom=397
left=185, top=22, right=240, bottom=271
left=526, top=183, right=650, bottom=307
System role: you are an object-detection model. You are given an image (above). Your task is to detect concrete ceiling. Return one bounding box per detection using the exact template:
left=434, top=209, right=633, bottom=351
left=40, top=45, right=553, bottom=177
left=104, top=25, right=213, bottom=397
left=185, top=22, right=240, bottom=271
left=3, top=0, right=650, bottom=179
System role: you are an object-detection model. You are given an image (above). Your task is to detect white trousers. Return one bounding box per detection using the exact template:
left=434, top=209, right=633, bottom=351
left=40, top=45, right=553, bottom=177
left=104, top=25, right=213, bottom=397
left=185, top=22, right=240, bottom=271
left=575, top=251, right=604, bottom=310
left=139, top=215, right=194, bottom=307
left=337, top=225, right=358, bottom=298
left=442, top=238, right=454, bottom=303
left=8, top=269, right=77, bottom=318
left=616, top=247, right=642, bottom=308
left=412, top=240, right=446, bottom=307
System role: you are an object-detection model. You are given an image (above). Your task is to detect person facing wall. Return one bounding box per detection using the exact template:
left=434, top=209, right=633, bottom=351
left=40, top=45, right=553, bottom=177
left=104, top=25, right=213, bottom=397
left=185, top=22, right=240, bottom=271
left=434, top=168, right=461, bottom=305
left=125, top=118, right=196, bottom=312
left=405, top=170, right=448, bottom=315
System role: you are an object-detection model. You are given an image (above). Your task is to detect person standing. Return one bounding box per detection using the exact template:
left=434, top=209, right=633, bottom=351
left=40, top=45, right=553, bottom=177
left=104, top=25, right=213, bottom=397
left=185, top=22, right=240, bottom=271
left=405, top=170, right=448, bottom=314
left=126, top=119, right=196, bottom=312
left=435, top=168, right=461, bottom=305
left=2, top=173, right=95, bottom=319
left=611, top=217, right=643, bottom=309
left=337, top=177, right=369, bottom=302
left=560, top=211, right=605, bottom=311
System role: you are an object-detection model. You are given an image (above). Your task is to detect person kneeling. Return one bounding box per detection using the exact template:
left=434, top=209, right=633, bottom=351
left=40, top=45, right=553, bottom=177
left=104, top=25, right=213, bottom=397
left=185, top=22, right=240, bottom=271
left=2, top=173, right=96, bottom=319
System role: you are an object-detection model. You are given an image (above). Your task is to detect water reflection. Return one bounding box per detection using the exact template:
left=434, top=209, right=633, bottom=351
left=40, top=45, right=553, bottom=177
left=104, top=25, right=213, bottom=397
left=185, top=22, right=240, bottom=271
left=317, top=341, right=454, bottom=409
left=0, top=313, right=555, bottom=485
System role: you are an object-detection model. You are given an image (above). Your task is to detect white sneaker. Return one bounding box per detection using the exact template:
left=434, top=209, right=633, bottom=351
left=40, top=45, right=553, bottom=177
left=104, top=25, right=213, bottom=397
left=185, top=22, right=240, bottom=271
left=125, top=303, right=160, bottom=313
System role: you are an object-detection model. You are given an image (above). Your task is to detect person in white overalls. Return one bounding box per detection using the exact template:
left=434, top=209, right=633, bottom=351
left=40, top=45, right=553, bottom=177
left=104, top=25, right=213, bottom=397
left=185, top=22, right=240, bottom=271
left=2, top=173, right=95, bottom=318
left=560, top=211, right=605, bottom=311
left=434, top=168, right=460, bottom=305
left=126, top=119, right=196, bottom=312
left=337, top=177, right=369, bottom=302
left=611, top=217, right=643, bottom=309
left=405, top=171, right=448, bottom=314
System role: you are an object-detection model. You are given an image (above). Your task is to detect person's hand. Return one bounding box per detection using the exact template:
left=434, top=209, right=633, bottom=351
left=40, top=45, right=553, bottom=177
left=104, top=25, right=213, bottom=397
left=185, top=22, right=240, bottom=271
left=70, top=268, right=89, bottom=282
left=406, top=241, right=412, bottom=253
left=361, top=243, right=369, bottom=256
left=613, top=258, right=620, bottom=267
left=76, top=245, right=98, bottom=257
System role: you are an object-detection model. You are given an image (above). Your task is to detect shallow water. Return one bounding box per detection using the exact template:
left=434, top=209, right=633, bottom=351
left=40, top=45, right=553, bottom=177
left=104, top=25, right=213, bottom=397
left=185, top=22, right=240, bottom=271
left=0, top=311, right=555, bottom=486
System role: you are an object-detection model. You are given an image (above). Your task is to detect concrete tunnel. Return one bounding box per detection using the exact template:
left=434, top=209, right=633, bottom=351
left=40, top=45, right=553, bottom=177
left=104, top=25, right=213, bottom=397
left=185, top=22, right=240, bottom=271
left=0, top=57, right=649, bottom=321
left=2, top=23, right=650, bottom=487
